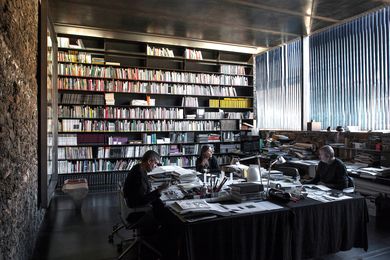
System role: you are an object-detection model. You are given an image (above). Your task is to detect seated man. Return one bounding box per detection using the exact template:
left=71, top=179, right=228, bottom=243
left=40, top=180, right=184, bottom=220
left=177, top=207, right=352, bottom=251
left=304, top=145, right=348, bottom=190
left=123, top=150, right=181, bottom=259
left=123, top=150, right=168, bottom=213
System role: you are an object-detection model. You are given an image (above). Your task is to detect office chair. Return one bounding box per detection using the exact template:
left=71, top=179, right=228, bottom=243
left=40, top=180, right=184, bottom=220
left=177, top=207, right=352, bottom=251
left=108, top=183, right=128, bottom=244
left=275, top=166, right=300, bottom=180
left=114, top=188, right=162, bottom=260
left=343, top=176, right=355, bottom=193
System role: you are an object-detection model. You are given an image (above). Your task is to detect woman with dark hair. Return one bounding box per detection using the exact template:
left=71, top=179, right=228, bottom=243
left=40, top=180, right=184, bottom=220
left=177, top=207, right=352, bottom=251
left=196, top=145, right=220, bottom=174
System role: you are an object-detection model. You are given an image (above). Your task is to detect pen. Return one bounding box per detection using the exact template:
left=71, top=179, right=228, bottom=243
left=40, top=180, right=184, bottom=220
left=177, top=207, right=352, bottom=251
left=213, top=177, right=219, bottom=192
left=216, top=176, right=228, bottom=192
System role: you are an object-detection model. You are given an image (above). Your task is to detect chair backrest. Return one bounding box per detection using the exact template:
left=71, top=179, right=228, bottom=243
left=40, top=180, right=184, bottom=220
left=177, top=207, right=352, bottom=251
left=347, top=176, right=355, bottom=188
left=275, top=166, right=300, bottom=179
left=343, top=176, right=355, bottom=193
left=117, top=182, right=152, bottom=228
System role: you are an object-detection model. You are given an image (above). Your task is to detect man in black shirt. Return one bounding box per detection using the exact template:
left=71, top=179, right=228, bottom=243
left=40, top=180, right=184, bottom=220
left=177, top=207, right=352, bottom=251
left=123, top=150, right=168, bottom=210
left=305, top=145, right=348, bottom=190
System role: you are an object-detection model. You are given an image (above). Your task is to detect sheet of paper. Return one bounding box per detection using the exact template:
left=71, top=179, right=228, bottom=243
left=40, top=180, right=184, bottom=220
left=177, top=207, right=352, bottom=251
left=303, top=184, right=331, bottom=191
left=219, top=201, right=283, bottom=214
left=308, top=193, right=351, bottom=203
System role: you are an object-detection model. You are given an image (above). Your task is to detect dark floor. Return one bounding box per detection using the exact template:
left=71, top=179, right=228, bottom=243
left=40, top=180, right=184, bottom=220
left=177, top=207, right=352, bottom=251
left=31, top=190, right=390, bottom=260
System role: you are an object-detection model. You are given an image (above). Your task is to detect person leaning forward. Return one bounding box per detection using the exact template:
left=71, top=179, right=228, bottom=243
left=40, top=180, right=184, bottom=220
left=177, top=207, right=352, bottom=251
left=304, top=145, right=348, bottom=190
left=123, top=150, right=168, bottom=209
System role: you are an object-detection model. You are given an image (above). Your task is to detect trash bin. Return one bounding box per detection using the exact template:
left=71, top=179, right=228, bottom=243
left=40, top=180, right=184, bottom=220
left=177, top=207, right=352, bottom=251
left=62, top=178, right=89, bottom=211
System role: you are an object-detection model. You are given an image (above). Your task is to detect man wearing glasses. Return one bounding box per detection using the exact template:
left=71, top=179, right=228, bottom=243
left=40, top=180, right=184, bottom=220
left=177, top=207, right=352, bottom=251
left=123, top=150, right=169, bottom=209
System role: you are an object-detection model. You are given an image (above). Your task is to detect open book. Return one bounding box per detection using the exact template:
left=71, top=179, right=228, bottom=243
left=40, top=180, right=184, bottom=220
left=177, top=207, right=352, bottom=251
left=168, top=199, right=231, bottom=217
left=303, top=184, right=331, bottom=191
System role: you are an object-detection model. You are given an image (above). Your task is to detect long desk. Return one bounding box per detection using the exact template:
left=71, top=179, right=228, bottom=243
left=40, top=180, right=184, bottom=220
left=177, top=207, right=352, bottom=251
left=165, top=194, right=368, bottom=260
left=283, top=195, right=368, bottom=260
left=169, top=207, right=291, bottom=260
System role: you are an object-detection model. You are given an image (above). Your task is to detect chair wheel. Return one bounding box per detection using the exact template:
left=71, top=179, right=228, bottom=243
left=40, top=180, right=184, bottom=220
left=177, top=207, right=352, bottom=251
left=108, top=235, right=113, bottom=243
left=117, top=243, right=123, bottom=253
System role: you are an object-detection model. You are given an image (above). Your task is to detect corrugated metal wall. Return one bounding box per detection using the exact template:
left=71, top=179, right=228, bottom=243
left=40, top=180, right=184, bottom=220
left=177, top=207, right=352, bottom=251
left=256, top=39, right=302, bottom=130
left=256, top=7, right=390, bottom=131
left=310, top=7, right=390, bottom=131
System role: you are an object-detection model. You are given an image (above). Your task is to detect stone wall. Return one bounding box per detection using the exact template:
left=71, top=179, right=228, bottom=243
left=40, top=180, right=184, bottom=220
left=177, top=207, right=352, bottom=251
left=0, top=1, right=44, bottom=259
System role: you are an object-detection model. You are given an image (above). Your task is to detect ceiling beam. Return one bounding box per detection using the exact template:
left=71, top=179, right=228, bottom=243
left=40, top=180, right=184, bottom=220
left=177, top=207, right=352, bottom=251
left=54, top=23, right=267, bottom=54
left=225, top=0, right=340, bottom=23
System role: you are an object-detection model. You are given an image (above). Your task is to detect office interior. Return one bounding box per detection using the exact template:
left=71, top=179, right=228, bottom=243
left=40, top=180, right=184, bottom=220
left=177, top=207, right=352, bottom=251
left=1, top=0, right=390, bottom=259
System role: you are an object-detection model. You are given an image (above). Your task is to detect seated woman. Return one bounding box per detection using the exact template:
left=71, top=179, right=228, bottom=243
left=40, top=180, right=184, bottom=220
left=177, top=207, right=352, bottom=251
left=304, top=145, right=348, bottom=190
left=196, top=145, right=220, bottom=174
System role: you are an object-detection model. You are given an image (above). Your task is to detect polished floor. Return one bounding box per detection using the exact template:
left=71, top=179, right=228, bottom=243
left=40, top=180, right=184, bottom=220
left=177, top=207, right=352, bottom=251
left=31, top=190, right=390, bottom=260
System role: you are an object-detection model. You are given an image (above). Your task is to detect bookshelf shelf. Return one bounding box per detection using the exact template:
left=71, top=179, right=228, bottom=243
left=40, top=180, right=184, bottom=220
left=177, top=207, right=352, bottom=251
left=57, top=75, right=251, bottom=88
left=58, top=130, right=223, bottom=133
left=57, top=140, right=241, bottom=148
left=56, top=35, right=254, bottom=184
left=57, top=61, right=254, bottom=77
left=58, top=48, right=253, bottom=67
left=58, top=93, right=253, bottom=99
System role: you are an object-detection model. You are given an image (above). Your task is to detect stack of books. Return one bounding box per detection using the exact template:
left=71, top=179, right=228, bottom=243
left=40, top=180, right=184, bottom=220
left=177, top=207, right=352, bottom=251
left=230, top=183, right=264, bottom=203
left=105, top=93, right=115, bottom=105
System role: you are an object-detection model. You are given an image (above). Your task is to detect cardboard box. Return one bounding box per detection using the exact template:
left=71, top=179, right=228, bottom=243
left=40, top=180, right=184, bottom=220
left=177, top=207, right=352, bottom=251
left=307, top=121, right=321, bottom=131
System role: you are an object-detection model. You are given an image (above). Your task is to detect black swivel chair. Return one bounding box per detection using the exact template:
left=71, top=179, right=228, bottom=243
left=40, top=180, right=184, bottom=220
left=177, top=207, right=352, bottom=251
left=343, top=175, right=355, bottom=193
left=275, top=166, right=300, bottom=180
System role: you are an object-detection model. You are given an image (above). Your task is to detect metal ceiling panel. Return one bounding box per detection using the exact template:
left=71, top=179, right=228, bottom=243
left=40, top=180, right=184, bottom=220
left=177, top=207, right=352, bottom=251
left=49, top=0, right=390, bottom=50
left=313, top=0, right=385, bottom=20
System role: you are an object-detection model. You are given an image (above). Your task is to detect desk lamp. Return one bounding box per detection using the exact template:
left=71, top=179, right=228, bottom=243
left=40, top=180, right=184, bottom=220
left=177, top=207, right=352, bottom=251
left=267, top=156, right=286, bottom=195
left=238, top=154, right=263, bottom=184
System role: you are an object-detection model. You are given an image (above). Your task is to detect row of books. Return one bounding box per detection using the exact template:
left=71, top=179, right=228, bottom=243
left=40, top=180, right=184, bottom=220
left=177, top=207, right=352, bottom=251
left=220, top=65, right=246, bottom=75
left=170, top=132, right=195, bottom=143
left=221, top=132, right=240, bottom=142
left=197, top=134, right=221, bottom=142
left=59, top=93, right=105, bottom=105
left=209, top=98, right=252, bottom=108
left=203, top=111, right=224, bottom=119
left=57, top=154, right=233, bottom=174
left=57, top=64, right=249, bottom=85
left=59, top=105, right=185, bottom=120
left=58, top=78, right=242, bottom=96
left=58, top=159, right=137, bottom=174
left=161, top=156, right=197, bottom=167
left=58, top=50, right=92, bottom=63
left=96, top=145, right=171, bottom=158
left=58, top=147, right=93, bottom=160
left=108, top=136, right=142, bottom=145
left=58, top=132, right=240, bottom=146
left=216, top=155, right=233, bottom=165
left=184, top=49, right=203, bottom=60
left=181, top=97, right=199, bottom=107
left=58, top=172, right=127, bottom=187
left=57, top=37, right=84, bottom=49
left=60, top=119, right=220, bottom=132
left=58, top=144, right=213, bottom=160
left=220, top=143, right=240, bottom=153
left=147, top=46, right=175, bottom=57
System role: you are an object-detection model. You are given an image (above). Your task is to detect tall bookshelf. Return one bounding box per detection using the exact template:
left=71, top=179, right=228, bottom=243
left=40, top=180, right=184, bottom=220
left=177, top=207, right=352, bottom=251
left=55, top=35, right=254, bottom=187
